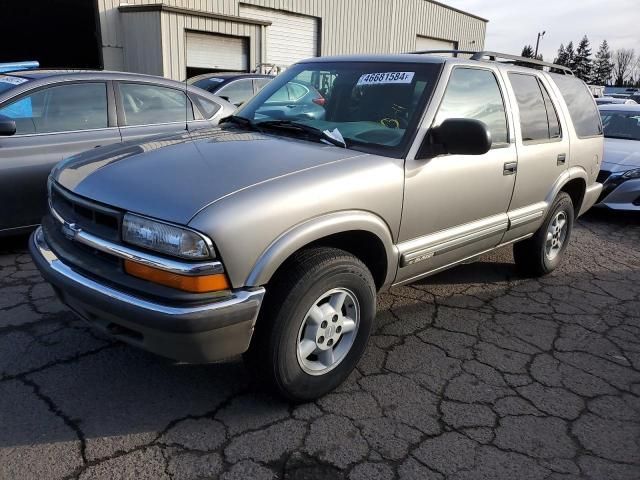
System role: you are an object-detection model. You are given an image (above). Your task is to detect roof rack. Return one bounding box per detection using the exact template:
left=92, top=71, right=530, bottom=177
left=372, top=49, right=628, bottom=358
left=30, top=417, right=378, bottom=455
left=471, top=51, right=573, bottom=75
left=409, top=49, right=478, bottom=57
left=408, top=50, right=573, bottom=75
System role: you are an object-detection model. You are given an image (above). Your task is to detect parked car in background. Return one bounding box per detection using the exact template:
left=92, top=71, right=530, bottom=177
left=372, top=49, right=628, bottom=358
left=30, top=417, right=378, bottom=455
left=31, top=52, right=603, bottom=401
left=0, top=70, right=234, bottom=235
left=596, top=97, right=638, bottom=105
left=187, top=73, right=274, bottom=106
left=596, top=104, right=640, bottom=210
left=255, top=80, right=327, bottom=121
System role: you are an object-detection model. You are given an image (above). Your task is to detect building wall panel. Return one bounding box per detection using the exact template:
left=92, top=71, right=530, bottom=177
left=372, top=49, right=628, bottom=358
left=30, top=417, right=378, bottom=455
left=99, top=0, right=486, bottom=76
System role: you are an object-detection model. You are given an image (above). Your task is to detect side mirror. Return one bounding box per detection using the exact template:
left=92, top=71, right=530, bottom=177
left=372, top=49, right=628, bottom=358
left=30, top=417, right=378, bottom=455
left=0, top=114, right=16, bottom=136
left=418, top=118, right=491, bottom=159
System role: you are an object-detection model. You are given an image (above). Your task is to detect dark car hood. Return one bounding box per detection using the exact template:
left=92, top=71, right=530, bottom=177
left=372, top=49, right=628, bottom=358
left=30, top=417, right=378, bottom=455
left=53, top=128, right=364, bottom=224
left=601, top=137, right=640, bottom=172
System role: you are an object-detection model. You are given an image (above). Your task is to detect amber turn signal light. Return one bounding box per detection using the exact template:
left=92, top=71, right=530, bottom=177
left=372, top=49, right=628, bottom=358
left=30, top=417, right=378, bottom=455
left=124, top=260, right=230, bottom=293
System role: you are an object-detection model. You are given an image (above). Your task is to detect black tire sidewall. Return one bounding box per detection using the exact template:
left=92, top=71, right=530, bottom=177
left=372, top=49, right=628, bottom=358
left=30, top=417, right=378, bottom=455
left=273, top=260, right=376, bottom=401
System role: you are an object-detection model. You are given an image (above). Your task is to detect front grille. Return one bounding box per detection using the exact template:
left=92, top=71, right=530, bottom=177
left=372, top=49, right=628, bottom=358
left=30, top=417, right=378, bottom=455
left=51, top=183, right=121, bottom=242
left=596, top=170, right=611, bottom=184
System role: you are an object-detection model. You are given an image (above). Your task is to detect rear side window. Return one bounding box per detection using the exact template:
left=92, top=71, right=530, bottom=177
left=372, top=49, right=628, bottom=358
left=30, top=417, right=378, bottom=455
left=216, top=79, right=254, bottom=105
left=508, top=73, right=552, bottom=142
left=0, top=82, right=108, bottom=135
left=434, top=67, right=508, bottom=145
left=550, top=73, right=602, bottom=137
left=191, top=95, right=221, bottom=118
left=119, top=83, right=194, bottom=126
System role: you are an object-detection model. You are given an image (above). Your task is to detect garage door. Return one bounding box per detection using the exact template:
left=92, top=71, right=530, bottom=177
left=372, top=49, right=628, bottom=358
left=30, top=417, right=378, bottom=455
left=186, top=32, right=248, bottom=72
left=415, top=36, right=456, bottom=54
left=240, top=6, right=318, bottom=66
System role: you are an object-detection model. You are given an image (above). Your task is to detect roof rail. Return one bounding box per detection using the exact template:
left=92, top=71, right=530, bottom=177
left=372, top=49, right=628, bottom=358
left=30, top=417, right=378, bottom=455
left=0, top=61, right=40, bottom=74
left=408, top=50, right=478, bottom=58
left=471, top=51, right=573, bottom=75
left=408, top=50, right=573, bottom=75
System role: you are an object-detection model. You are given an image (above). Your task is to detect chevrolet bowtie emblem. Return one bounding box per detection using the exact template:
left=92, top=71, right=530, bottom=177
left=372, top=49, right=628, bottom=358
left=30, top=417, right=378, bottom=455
left=61, top=221, right=81, bottom=240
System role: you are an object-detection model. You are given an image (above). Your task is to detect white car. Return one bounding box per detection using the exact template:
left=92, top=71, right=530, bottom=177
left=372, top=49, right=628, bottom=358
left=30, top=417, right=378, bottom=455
left=596, top=104, right=640, bottom=210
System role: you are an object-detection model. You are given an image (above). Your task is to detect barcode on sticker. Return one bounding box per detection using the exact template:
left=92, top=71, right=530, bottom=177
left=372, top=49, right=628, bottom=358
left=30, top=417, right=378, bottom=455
left=357, top=72, right=415, bottom=86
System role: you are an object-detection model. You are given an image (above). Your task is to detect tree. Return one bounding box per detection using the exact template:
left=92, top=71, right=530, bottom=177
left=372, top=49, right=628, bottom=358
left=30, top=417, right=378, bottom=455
left=565, top=42, right=576, bottom=71
left=555, top=44, right=568, bottom=66
left=521, top=45, right=534, bottom=58
left=592, top=40, right=613, bottom=85
left=573, top=35, right=593, bottom=82
left=612, top=48, right=636, bottom=86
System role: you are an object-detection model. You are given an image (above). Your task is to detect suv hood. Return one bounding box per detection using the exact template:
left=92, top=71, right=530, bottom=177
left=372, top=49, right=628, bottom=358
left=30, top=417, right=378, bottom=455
left=601, top=137, right=640, bottom=172
left=53, top=128, right=363, bottom=224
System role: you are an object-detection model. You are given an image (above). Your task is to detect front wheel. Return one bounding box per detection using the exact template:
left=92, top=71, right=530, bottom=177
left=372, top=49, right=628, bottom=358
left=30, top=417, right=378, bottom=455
left=244, top=247, right=376, bottom=402
left=513, top=192, right=574, bottom=277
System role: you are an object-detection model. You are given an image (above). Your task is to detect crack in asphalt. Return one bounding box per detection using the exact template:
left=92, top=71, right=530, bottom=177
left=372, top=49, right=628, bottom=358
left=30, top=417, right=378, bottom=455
left=0, top=211, right=639, bottom=479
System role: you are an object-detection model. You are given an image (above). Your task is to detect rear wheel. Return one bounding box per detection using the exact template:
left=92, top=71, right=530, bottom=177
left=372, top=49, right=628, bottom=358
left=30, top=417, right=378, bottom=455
left=244, top=247, right=376, bottom=402
left=513, top=192, right=574, bottom=277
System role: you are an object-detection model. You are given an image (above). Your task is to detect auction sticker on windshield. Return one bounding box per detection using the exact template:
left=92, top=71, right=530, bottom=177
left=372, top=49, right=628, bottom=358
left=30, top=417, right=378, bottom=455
left=357, top=72, right=415, bottom=86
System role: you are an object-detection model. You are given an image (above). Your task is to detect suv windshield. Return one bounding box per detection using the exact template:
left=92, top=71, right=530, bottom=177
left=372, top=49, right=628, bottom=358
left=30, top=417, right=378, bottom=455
left=234, top=61, right=442, bottom=157
left=0, top=74, right=30, bottom=95
left=600, top=110, right=640, bottom=141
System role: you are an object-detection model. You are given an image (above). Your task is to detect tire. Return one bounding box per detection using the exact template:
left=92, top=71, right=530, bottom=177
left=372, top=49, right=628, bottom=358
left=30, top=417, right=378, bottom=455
left=244, top=247, right=376, bottom=402
left=513, top=192, right=574, bottom=277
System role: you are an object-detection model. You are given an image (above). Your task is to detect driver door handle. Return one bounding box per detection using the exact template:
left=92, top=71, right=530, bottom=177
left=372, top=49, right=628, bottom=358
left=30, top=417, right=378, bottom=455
left=503, top=162, right=517, bottom=175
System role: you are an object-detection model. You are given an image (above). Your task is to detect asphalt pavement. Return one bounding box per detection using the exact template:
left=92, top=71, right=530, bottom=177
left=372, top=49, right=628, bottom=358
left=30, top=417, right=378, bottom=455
left=0, top=209, right=639, bottom=480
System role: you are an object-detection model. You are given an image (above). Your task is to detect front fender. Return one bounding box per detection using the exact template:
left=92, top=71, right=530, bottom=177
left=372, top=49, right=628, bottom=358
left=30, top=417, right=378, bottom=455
left=245, top=210, right=399, bottom=287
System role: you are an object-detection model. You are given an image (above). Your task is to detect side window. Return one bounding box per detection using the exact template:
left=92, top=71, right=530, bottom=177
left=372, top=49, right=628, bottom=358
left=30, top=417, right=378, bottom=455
left=550, top=73, right=602, bottom=137
left=254, top=78, right=271, bottom=93
left=287, top=83, right=309, bottom=101
left=216, top=79, right=254, bottom=105
left=191, top=95, right=221, bottom=119
left=508, top=73, right=550, bottom=142
left=434, top=68, right=508, bottom=145
left=119, top=83, right=194, bottom=126
left=539, top=81, right=562, bottom=139
left=0, top=83, right=108, bottom=135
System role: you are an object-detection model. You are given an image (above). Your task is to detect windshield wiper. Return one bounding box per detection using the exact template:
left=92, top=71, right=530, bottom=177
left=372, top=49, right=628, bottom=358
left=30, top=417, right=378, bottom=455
left=219, top=115, right=259, bottom=131
left=257, top=120, right=347, bottom=148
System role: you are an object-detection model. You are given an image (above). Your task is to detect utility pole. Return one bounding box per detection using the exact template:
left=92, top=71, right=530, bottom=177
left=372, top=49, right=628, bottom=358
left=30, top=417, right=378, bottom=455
left=534, top=31, right=546, bottom=58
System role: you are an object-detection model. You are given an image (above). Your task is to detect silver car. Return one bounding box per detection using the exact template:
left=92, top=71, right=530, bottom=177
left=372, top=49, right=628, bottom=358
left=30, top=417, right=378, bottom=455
left=30, top=52, right=603, bottom=401
left=0, top=69, right=235, bottom=236
left=596, top=104, right=640, bottom=210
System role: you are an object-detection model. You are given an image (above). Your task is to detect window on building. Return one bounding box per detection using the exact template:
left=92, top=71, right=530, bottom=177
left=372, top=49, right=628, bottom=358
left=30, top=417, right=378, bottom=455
left=0, top=82, right=108, bottom=135
left=434, top=67, right=508, bottom=145
left=119, top=83, right=193, bottom=126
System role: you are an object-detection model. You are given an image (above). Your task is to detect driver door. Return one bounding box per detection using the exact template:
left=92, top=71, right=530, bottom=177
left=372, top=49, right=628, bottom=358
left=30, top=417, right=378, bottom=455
left=396, top=66, right=517, bottom=283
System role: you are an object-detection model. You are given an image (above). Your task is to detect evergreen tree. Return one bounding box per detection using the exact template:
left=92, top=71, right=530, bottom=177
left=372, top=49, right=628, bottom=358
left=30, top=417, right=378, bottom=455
left=521, top=45, right=534, bottom=58
left=574, top=35, right=593, bottom=82
left=565, top=42, right=576, bottom=70
left=555, top=44, right=568, bottom=66
left=592, top=40, right=613, bottom=85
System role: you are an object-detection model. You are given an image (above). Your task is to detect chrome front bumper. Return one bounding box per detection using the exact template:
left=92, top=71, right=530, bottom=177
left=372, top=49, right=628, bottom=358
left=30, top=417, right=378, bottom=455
left=30, top=227, right=265, bottom=363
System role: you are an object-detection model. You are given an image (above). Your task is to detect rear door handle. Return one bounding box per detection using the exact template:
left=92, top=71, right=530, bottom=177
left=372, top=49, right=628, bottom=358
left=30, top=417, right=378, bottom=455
left=503, top=162, right=517, bottom=175
left=557, top=153, right=567, bottom=165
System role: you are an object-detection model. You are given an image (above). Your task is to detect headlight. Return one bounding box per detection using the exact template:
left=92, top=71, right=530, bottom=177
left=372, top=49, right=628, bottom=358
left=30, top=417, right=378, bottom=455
left=122, top=213, right=212, bottom=259
left=622, top=168, right=640, bottom=180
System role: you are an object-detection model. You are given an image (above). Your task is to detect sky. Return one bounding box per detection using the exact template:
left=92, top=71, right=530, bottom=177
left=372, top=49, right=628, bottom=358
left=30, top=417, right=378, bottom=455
left=444, top=0, right=640, bottom=62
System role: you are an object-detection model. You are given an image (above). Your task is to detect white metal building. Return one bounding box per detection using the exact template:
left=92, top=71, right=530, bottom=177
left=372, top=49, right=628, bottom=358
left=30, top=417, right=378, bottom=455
left=97, top=0, right=487, bottom=80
